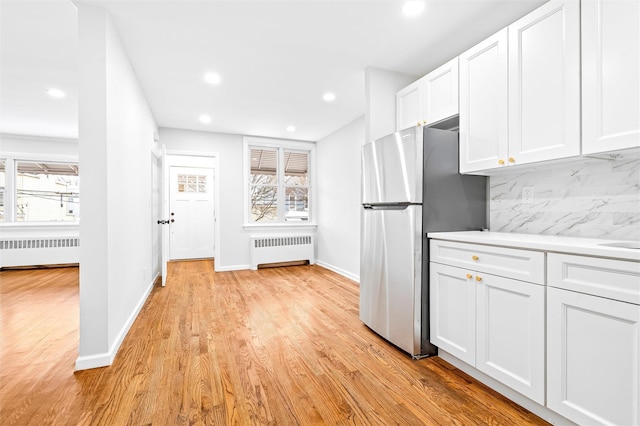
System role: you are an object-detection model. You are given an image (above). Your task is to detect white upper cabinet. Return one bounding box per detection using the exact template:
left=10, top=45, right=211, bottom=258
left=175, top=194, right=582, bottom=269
left=460, top=0, right=581, bottom=173
left=396, top=58, right=459, bottom=131
left=423, top=58, right=459, bottom=127
left=508, top=0, right=581, bottom=166
left=396, top=80, right=422, bottom=131
left=459, top=29, right=508, bottom=173
left=582, top=0, right=640, bottom=154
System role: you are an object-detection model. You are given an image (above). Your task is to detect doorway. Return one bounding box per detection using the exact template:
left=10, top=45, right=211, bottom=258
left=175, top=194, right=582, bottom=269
left=164, top=154, right=218, bottom=263
left=169, top=166, right=215, bottom=260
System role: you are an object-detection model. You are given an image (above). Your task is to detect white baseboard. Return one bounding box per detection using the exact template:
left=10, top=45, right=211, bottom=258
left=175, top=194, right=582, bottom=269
left=75, top=279, right=155, bottom=371
left=215, top=263, right=250, bottom=272
left=315, top=260, right=359, bottom=283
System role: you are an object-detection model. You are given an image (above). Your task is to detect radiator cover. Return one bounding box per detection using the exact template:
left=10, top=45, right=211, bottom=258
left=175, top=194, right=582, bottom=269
left=249, top=234, right=315, bottom=270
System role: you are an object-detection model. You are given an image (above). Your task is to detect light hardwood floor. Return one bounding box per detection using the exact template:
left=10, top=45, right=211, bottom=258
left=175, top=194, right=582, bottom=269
left=0, top=261, right=549, bottom=425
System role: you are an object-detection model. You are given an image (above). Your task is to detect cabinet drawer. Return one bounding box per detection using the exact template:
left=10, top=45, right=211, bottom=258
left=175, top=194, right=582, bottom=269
left=548, top=253, right=640, bottom=305
left=430, top=239, right=544, bottom=284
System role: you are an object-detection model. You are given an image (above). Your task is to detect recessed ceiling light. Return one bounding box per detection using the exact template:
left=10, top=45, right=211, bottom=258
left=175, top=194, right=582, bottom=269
left=199, top=114, right=212, bottom=123
left=323, top=92, right=336, bottom=102
left=286, top=126, right=296, bottom=132
left=402, top=1, right=425, bottom=16
left=204, top=72, right=221, bottom=85
left=46, top=88, right=66, bottom=98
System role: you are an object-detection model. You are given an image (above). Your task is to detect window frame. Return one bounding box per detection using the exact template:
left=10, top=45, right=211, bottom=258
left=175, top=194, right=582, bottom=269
left=243, top=136, right=316, bottom=229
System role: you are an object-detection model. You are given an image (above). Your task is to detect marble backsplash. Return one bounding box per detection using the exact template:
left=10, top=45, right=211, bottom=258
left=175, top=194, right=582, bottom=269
left=489, top=152, right=640, bottom=241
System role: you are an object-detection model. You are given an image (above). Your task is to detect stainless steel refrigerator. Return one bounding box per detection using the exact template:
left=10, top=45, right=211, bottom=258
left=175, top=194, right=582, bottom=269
left=360, top=126, right=486, bottom=358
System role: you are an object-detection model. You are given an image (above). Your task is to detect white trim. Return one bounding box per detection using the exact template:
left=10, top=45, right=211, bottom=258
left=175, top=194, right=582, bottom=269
left=0, top=133, right=78, bottom=144
left=215, top=264, right=251, bottom=272
left=242, top=223, right=317, bottom=232
left=75, top=279, right=155, bottom=371
left=0, top=222, right=79, bottom=230
left=0, top=151, right=78, bottom=163
left=315, top=260, right=360, bottom=283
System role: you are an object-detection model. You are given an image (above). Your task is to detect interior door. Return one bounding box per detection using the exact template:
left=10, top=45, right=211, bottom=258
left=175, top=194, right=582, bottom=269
left=169, top=166, right=215, bottom=260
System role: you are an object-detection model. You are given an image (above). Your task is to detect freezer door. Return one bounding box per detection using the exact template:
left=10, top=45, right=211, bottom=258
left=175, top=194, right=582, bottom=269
left=359, top=204, right=422, bottom=356
left=362, top=128, right=423, bottom=204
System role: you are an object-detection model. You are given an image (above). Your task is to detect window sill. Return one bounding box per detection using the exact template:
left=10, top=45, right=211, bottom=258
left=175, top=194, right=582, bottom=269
left=0, top=221, right=79, bottom=229
left=243, top=223, right=317, bottom=233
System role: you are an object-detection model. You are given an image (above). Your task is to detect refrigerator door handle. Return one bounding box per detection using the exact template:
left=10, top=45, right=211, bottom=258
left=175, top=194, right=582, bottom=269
left=363, top=203, right=413, bottom=211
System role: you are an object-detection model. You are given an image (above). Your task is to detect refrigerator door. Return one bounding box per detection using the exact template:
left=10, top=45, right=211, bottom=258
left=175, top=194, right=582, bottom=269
left=362, top=127, right=423, bottom=204
left=359, top=204, right=422, bottom=356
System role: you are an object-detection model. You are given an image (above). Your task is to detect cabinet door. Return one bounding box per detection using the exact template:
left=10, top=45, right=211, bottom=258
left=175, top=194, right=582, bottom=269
left=459, top=29, right=508, bottom=173
left=582, top=0, right=640, bottom=154
left=396, top=80, right=422, bottom=131
left=476, top=273, right=545, bottom=404
left=424, top=58, right=459, bottom=127
left=429, top=263, right=475, bottom=365
left=547, top=287, right=640, bottom=426
left=508, top=0, right=580, bottom=166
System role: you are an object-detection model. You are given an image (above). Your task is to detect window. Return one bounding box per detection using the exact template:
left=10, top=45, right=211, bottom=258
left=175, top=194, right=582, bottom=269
left=15, top=161, right=79, bottom=222
left=247, top=140, right=313, bottom=224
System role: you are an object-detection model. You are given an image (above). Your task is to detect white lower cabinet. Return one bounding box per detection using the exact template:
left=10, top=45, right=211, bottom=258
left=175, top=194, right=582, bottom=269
left=430, top=253, right=545, bottom=404
left=476, top=273, right=545, bottom=404
left=546, top=254, right=640, bottom=426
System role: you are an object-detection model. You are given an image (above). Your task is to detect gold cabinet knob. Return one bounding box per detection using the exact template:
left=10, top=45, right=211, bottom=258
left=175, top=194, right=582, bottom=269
left=508, top=157, right=515, bottom=163
left=475, top=276, right=482, bottom=282
left=498, top=159, right=505, bottom=165
left=422, top=120, right=427, bottom=125
left=472, top=255, right=479, bottom=261
left=466, top=273, right=473, bottom=279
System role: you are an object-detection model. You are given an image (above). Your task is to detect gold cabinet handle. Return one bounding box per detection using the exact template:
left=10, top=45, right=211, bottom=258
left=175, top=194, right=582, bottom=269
left=498, top=159, right=505, bottom=165
left=472, top=255, right=479, bottom=261
left=475, top=276, right=482, bottom=282
left=508, top=157, right=515, bottom=163
left=466, top=273, right=473, bottom=279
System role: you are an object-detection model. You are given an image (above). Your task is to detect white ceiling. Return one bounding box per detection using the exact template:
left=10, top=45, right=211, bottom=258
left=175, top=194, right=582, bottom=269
left=0, top=0, right=546, bottom=142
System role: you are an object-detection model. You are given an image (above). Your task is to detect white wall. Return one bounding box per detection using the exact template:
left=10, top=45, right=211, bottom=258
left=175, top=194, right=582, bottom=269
left=364, top=67, right=416, bottom=143
left=0, top=134, right=78, bottom=156
left=76, top=3, right=158, bottom=370
left=316, top=116, right=364, bottom=281
left=490, top=153, right=640, bottom=240
left=159, top=128, right=249, bottom=270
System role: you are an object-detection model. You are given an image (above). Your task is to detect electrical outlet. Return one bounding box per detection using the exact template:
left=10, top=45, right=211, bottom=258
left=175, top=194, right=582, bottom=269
left=522, top=186, right=534, bottom=204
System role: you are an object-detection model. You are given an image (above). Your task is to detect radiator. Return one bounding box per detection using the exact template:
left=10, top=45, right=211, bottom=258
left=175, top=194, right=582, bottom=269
left=0, top=237, right=80, bottom=268
left=250, top=234, right=315, bottom=270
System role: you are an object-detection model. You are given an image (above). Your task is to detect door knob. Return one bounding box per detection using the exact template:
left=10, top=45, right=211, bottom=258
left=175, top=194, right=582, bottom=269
left=170, top=219, right=175, bottom=223
left=157, top=220, right=169, bottom=225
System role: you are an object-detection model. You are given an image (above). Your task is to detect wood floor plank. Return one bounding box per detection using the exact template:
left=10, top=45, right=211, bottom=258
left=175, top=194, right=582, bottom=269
left=1, top=261, right=550, bottom=425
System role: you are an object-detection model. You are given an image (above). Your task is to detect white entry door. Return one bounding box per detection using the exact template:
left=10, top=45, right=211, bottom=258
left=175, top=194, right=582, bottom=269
left=169, top=166, right=215, bottom=260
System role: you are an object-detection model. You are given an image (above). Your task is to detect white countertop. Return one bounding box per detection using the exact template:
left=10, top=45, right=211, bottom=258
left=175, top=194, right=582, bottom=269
left=427, top=231, right=640, bottom=262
